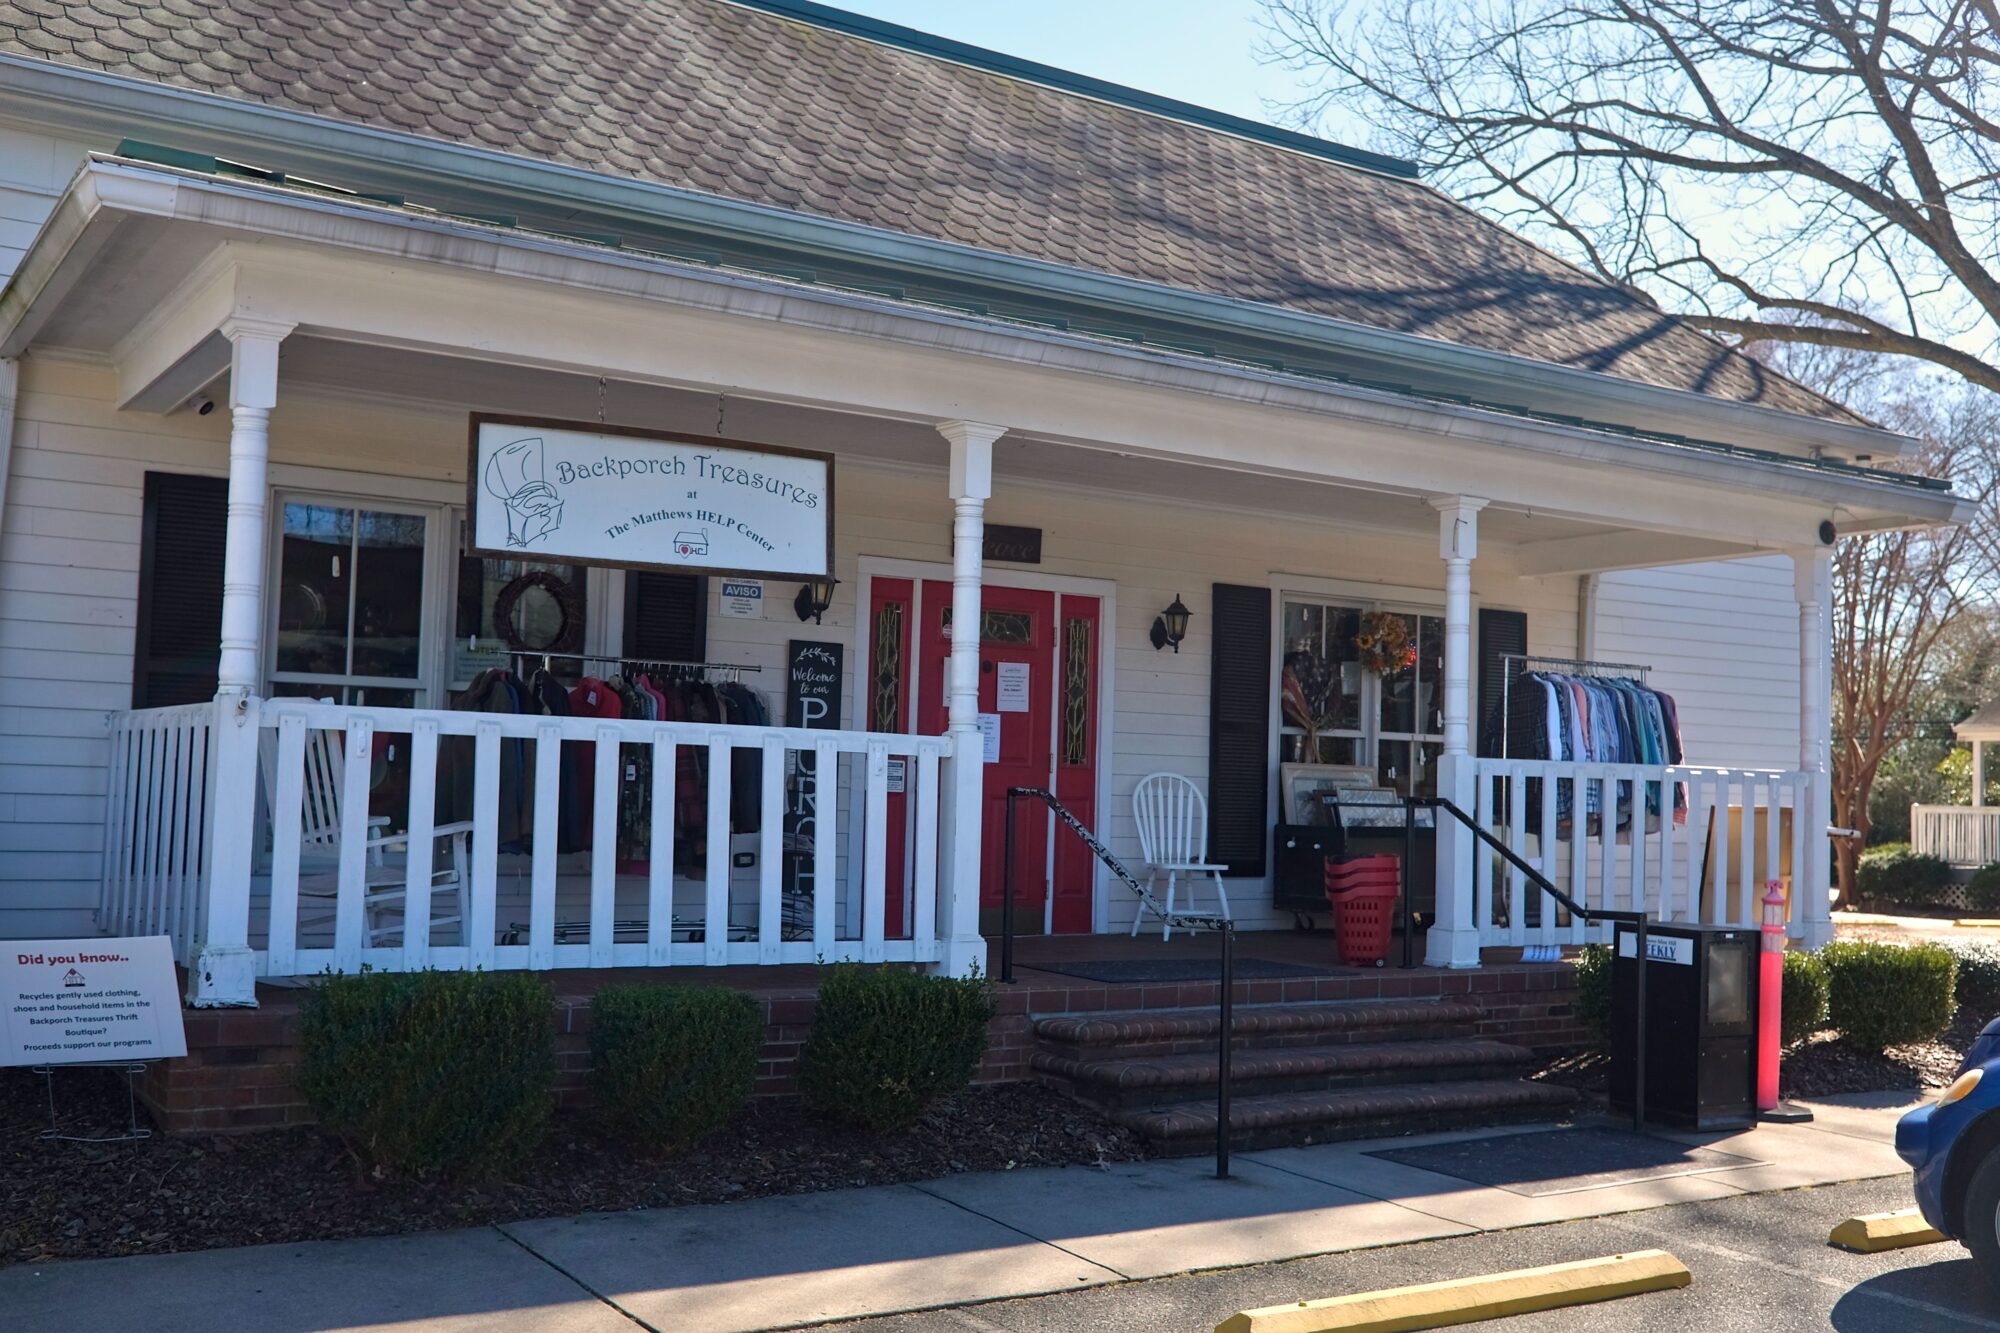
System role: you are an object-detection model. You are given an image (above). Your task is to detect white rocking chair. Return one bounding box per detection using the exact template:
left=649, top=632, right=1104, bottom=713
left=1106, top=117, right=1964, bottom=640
left=258, top=724, right=475, bottom=947
left=1131, top=772, right=1232, bottom=940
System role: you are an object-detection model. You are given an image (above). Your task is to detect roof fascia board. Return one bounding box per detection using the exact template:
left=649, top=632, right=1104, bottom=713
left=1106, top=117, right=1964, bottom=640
left=68, top=158, right=1955, bottom=535
left=0, top=57, right=1916, bottom=462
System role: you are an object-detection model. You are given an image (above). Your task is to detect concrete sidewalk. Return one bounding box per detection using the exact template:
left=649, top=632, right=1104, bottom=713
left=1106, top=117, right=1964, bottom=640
left=0, top=1091, right=1924, bottom=1333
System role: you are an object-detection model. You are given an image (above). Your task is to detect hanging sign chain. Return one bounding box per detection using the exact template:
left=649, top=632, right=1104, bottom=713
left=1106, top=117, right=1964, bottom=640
left=596, top=375, right=607, bottom=424
left=716, top=389, right=729, bottom=436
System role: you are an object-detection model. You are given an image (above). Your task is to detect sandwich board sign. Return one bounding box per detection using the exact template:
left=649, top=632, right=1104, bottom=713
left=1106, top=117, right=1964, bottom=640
left=3, top=936, right=187, bottom=1066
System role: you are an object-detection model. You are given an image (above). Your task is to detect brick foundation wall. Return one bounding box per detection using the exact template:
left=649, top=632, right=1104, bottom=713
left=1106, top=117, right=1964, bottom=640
left=139, top=964, right=1582, bottom=1134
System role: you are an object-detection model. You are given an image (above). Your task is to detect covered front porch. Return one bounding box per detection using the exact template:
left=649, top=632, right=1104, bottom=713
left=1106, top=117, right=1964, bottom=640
left=5, top=154, right=1958, bottom=1003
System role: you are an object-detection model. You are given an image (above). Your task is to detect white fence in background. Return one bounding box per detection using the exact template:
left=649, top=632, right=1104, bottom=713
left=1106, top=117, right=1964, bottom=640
left=1467, top=760, right=1819, bottom=948
left=99, top=702, right=215, bottom=967
left=99, top=697, right=954, bottom=978
left=1911, top=804, right=2000, bottom=868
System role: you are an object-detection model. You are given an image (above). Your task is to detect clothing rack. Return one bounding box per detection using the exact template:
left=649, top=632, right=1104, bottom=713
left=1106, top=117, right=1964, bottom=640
left=465, top=637, right=763, bottom=683
left=1498, top=653, right=1650, bottom=761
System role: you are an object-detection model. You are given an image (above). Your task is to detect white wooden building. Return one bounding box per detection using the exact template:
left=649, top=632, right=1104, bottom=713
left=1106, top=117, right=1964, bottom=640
left=0, top=1, right=1967, bottom=1005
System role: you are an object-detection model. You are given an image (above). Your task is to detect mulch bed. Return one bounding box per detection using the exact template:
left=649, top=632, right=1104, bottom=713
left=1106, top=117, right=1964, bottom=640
left=1780, top=1010, right=1987, bottom=1098
left=0, top=1070, right=1146, bottom=1267
left=1528, top=1011, right=1988, bottom=1104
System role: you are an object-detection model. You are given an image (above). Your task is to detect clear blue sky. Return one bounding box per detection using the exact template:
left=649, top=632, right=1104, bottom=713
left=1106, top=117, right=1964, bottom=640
left=828, top=1, right=1305, bottom=129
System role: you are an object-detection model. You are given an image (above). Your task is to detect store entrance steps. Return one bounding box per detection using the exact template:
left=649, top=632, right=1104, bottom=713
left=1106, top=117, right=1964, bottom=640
left=1032, top=997, right=1579, bottom=1155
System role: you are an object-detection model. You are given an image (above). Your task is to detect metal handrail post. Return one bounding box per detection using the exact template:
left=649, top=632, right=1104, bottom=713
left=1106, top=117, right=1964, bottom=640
left=1001, top=788, right=1019, bottom=984
left=1401, top=793, right=1416, bottom=969
left=1217, top=920, right=1234, bottom=1180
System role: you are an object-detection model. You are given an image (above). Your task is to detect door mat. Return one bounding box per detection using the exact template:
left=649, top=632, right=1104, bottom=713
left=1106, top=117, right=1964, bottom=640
left=1026, top=958, right=1335, bottom=983
left=1366, top=1127, right=1764, bottom=1197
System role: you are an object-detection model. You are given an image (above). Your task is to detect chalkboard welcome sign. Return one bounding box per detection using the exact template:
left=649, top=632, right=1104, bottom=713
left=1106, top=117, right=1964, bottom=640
left=784, top=641, right=844, bottom=906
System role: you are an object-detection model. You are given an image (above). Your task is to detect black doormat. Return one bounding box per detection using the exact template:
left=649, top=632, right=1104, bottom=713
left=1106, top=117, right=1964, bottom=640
left=1367, top=1127, right=1763, bottom=1197
left=1027, top=958, right=1335, bottom=983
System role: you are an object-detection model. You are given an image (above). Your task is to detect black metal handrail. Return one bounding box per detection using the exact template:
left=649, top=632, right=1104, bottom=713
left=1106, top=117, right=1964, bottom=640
left=1004, top=786, right=1238, bottom=1178
left=1420, top=793, right=1652, bottom=1133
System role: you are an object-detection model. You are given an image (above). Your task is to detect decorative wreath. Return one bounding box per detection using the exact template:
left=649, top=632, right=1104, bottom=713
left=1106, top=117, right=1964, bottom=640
left=493, top=569, right=584, bottom=653
left=1353, top=610, right=1417, bottom=676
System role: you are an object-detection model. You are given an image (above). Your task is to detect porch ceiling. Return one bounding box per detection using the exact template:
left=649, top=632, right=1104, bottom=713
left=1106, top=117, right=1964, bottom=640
left=1, top=157, right=1968, bottom=571
left=265, top=334, right=1624, bottom=553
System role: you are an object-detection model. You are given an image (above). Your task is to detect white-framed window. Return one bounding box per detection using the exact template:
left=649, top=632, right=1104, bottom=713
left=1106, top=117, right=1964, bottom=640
left=1278, top=594, right=1446, bottom=797
left=266, top=494, right=439, bottom=709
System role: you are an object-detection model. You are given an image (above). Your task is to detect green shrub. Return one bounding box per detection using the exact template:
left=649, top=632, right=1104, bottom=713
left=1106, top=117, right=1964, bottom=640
left=1854, top=844, right=1953, bottom=907
left=1574, top=942, right=1612, bottom=1046
left=798, top=965, right=993, bottom=1133
left=1966, top=863, right=2000, bottom=915
left=1780, top=949, right=1831, bottom=1047
left=1822, top=940, right=1958, bottom=1051
left=1940, top=938, right=2000, bottom=1017
left=590, top=984, right=762, bottom=1152
left=298, top=970, right=554, bottom=1178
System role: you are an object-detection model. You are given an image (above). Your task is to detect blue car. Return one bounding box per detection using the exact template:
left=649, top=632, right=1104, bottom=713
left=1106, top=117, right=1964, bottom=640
left=1898, top=1015, right=2000, bottom=1271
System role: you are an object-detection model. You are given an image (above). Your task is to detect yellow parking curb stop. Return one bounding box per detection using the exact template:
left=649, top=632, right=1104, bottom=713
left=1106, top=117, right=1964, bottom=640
left=1214, top=1250, right=1690, bottom=1333
left=1829, top=1209, right=1947, bottom=1253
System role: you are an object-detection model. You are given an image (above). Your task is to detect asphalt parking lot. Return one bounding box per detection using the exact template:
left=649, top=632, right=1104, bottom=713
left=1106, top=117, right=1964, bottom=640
left=824, top=1175, right=1998, bottom=1332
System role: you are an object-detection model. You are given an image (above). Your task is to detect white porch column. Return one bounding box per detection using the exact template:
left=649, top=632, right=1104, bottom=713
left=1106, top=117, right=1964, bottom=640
left=1427, top=496, right=1487, bottom=969
left=934, top=420, right=1004, bottom=977
left=1793, top=545, right=1835, bottom=949
left=188, top=319, right=291, bottom=1008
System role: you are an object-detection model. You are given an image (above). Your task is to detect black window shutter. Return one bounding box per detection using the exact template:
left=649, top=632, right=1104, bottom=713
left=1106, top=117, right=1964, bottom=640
left=132, top=472, right=227, bottom=708
left=623, top=573, right=708, bottom=663
left=1476, top=608, right=1528, bottom=758
left=1207, top=583, right=1272, bottom=877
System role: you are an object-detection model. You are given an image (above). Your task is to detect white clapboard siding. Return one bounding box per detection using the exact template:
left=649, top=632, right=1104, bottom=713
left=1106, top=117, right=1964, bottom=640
left=1594, top=557, right=1802, bottom=770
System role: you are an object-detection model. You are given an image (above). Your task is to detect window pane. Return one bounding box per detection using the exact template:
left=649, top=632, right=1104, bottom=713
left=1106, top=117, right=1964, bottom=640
left=1280, top=601, right=1363, bottom=751
left=1417, top=614, right=1445, bottom=738
left=1376, top=612, right=1419, bottom=735
left=455, top=556, right=588, bottom=682
left=1061, top=616, right=1092, bottom=766
left=349, top=510, right=427, bottom=679
left=275, top=503, right=353, bottom=675
left=870, top=601, right=906, bottom=733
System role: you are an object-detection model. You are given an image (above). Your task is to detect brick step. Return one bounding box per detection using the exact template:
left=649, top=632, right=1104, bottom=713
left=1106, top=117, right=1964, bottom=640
left=1034, top=1037, right=1533, bottom=1110
left=1033, top=998, right=1484, bottom=1055
left=1117, top=1078, right=1582, bottom=1155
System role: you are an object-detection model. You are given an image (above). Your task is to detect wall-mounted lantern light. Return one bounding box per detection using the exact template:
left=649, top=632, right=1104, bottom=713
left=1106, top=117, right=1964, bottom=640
left=794, top=576, right=839, bottom=624
left=1150, top=593, right=1190, bottom=652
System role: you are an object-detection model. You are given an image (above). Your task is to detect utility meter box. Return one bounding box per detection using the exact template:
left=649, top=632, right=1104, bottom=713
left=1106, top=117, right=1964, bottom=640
left=1608, top=921, right=1761, bottom=1130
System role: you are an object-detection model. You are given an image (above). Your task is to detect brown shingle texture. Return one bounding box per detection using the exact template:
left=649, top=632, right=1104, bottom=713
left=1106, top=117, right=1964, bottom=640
left=7, top=0, right=1847, bottom=421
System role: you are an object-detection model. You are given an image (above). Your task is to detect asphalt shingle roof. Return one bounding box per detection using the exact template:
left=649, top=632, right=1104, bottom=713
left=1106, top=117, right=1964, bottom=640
left=2, top=0, right=1858, bottom=424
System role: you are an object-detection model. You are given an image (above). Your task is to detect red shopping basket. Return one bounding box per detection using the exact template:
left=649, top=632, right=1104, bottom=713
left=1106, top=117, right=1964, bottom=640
left=1324, top=855, right=1401, bottom=968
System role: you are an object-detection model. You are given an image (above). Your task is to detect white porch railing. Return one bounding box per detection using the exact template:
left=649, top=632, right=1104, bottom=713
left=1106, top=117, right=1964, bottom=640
left=101, top=697, right=955, bottom=982
left=1911, top=804, right=2000, bottom=867
left=99, top=702, right=215, bottom=967
left=1467, top=759, right=1823, bottom=947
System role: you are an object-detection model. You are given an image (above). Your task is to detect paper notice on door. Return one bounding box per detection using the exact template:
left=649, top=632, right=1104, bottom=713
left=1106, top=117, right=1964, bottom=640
left=978, top=712, right=1001, bottom=763
left=996, top=660, right=1031, bottom=713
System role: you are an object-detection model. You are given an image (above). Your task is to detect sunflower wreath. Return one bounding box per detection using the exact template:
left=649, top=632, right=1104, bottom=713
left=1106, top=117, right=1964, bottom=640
left=1353, top=610, right=1417, bottom=676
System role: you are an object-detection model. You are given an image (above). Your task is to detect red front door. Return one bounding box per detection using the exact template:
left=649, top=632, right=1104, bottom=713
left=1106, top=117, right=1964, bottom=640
left=910, top=582, right=1099, bottom=934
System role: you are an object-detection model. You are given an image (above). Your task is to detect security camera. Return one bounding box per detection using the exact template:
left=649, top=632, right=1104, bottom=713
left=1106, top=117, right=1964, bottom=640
left=187, top=394, right=215, bottom=416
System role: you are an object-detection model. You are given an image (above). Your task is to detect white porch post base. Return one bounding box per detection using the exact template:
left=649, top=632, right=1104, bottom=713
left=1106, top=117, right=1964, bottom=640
left=931, top=421, right=1004, bottom=977
left=1428, top=750, right=1482, bottom=968
left=187, top=695, right=262, bottom=1007
left=186, top=945, right=258, bottom=1007
left=1427, top=496, right=1486, bottom=970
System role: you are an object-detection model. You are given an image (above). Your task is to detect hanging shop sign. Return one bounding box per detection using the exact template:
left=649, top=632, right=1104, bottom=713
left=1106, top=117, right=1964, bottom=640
left=2, top=936, right=187, bottom=1067
left=468, top=415, right=834, bottom=578
left=983, top=524, right=1042, bottom=565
